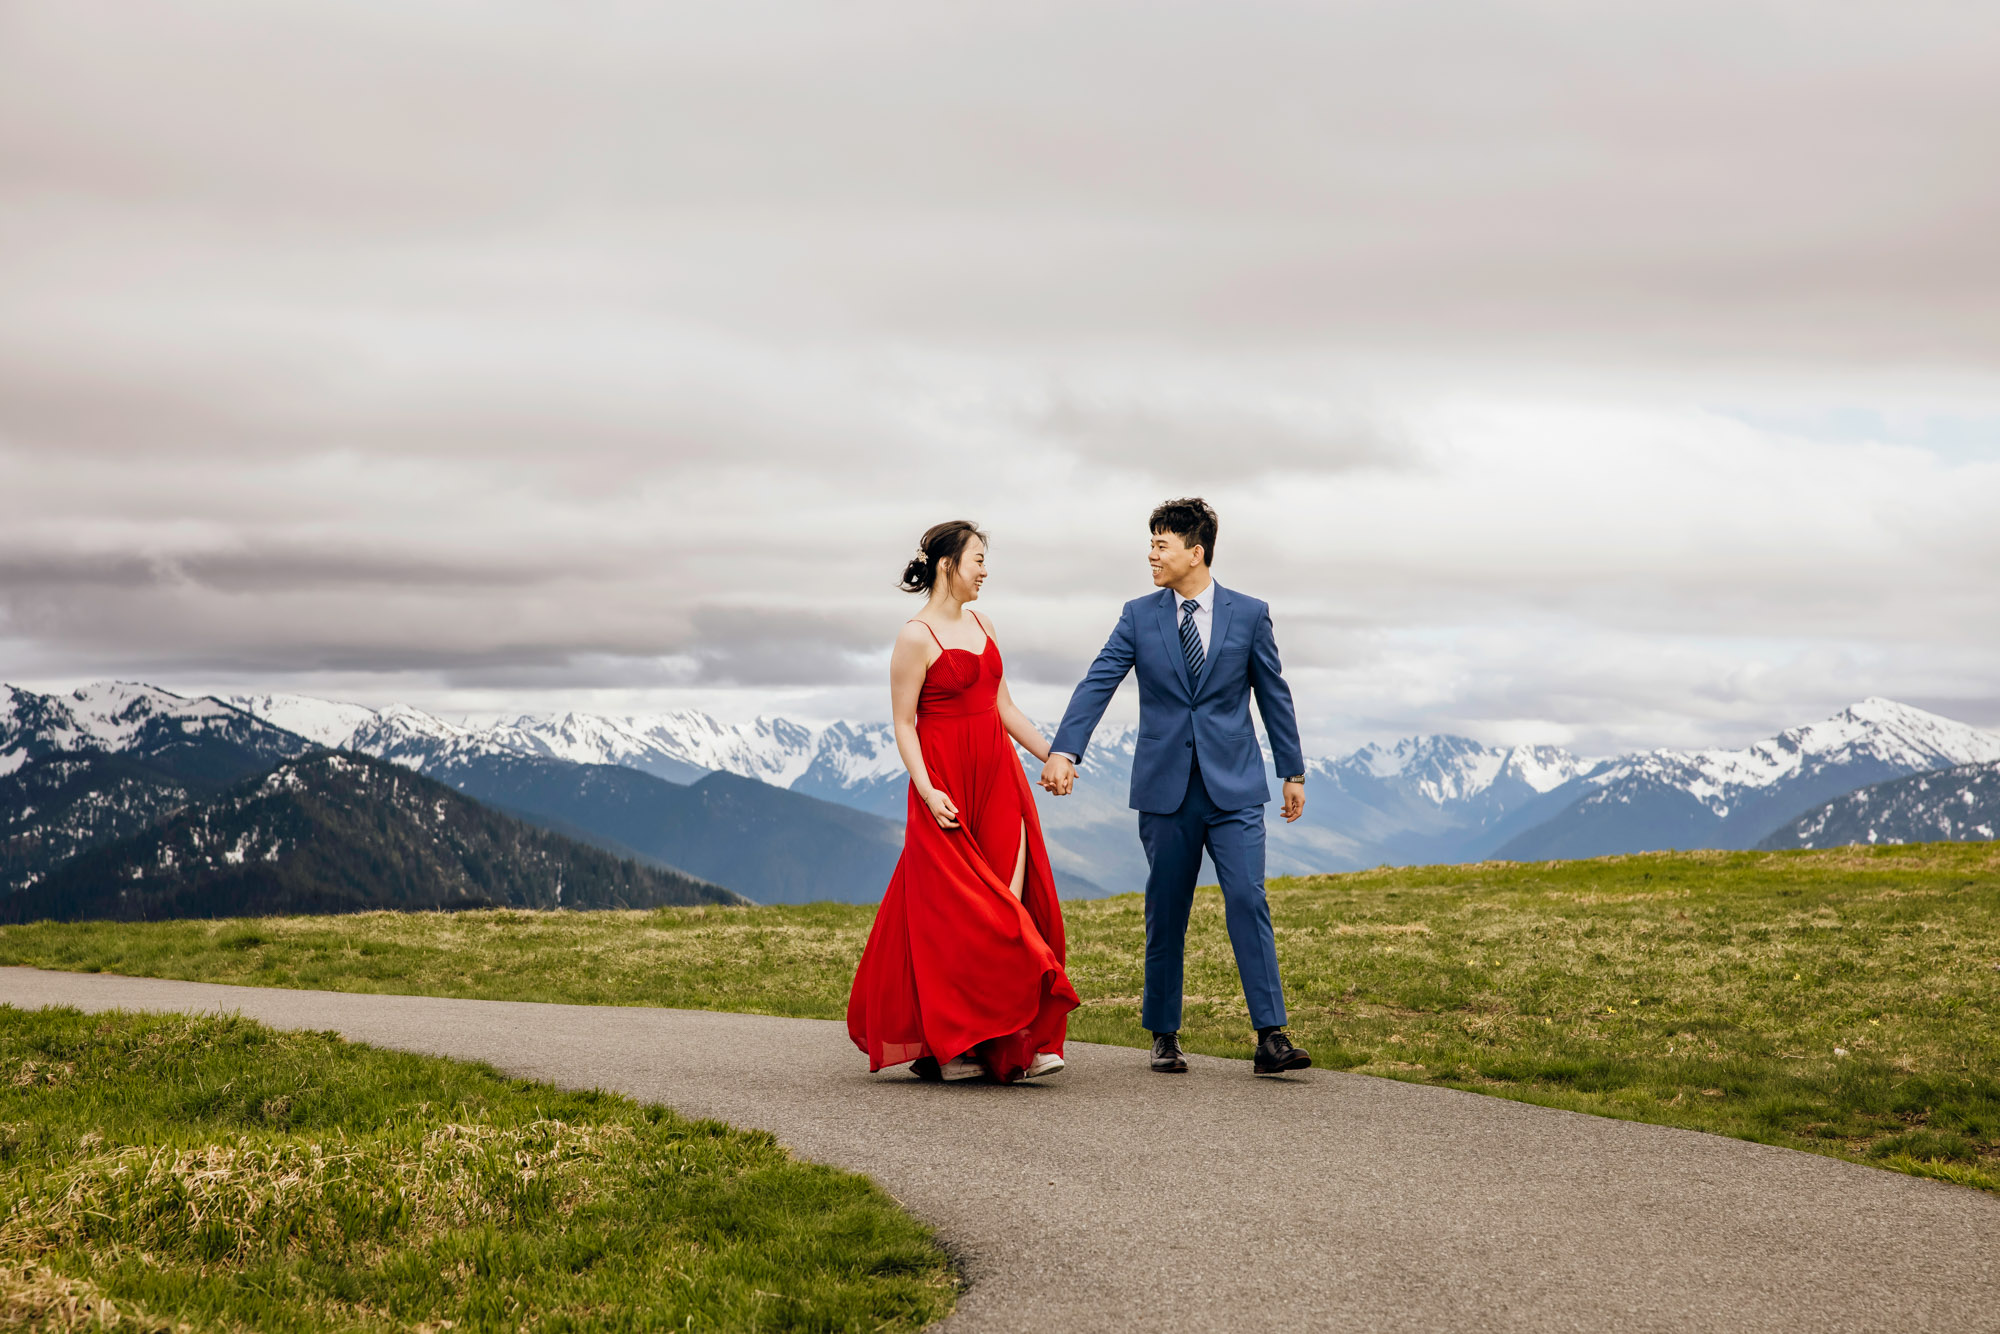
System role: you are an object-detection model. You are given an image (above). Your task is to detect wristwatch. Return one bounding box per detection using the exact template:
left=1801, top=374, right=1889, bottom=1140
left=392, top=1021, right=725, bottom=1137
left=1283, top=773, right=1306, bottom=784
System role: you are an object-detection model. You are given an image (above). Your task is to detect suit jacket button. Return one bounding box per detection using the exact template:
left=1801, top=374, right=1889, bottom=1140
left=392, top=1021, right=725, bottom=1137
left=1185, top=739, right=1194, bottom=747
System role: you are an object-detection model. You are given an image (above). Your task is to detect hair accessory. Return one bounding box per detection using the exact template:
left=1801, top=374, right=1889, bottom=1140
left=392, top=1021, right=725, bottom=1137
left=913, top=547, right=930, bottom=564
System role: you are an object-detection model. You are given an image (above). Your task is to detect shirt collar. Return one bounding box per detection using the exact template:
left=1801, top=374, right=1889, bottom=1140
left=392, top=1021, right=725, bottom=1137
left=1174, top=578, right=1216, bottom=611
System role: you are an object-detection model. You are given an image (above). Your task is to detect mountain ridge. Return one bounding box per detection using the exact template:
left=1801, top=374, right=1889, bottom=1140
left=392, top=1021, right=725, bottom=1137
left=2, top=750, right=741, bottom=923
left=1760, top=760, right=2000, bottom=851
left=215, top=692, right=1606, bottom=884
left=3, top=682, right=312, bottom=782
left=1497, top=698, right=2000, bottom=860
left=20, top=683, right=2000, bottom=896
left=205, top=689, right=2000, bottom=880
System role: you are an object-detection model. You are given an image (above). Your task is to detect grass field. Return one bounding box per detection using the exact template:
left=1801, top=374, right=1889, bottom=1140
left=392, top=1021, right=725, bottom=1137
left=3, top=844, right=1995, bottom=1196
left=0, top=1006, right=955, bottom=1333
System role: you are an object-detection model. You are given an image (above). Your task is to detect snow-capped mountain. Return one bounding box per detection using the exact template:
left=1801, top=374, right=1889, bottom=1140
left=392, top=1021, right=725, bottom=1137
left=1, top=683, right=318, bottom=895
left=219, top=687, right=2000, bottom=883
left=7, top=685, right=913, bottom=907
left=3, top=682, right=310, bottom=777
left=4, top=681, right=223, bottom=769
left=1498, top=699, right=2000, bottom=860
left=493, top=711, right=714, bottom=784
left=1326, top=734, right=1577, bottom=802
left=221, top=694, right=520, bottom=769
left=464, top=710, right=815, bottom=786
left=1761, top=760, right=2000, bottom=851
left=30, top=681, right=2000, bottom=893
left=620, top=713, right=815, bottom=786
left=789, top=721, right=907, bottom=817
left=218, top=693, right=920, bottom=902
left=1595, top=697, right=2000, bottom=816
left=223, top=695, right=831, bottom=788
left=218, top=692, right=386, bottom=750
left=1280, top=734, right=1594, bottom=872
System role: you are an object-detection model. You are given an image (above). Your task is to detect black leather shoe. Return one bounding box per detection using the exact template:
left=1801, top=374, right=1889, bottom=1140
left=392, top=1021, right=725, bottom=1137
left=911, top=1055, right=943, bottom=1082
left=1150, top=1031, right=1188, bottom=1073
left=1254, top=1029, right=1312, bottom=1075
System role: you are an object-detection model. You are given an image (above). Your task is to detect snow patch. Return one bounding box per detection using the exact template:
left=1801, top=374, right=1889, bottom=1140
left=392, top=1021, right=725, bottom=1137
left=222, top=692, right=380, bottom=748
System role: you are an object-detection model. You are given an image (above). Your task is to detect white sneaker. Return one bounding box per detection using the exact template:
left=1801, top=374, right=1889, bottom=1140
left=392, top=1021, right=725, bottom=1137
left=940, top=1054, right=985, bottom=1081
left=1020, top=1052, right=1066, bottom=1080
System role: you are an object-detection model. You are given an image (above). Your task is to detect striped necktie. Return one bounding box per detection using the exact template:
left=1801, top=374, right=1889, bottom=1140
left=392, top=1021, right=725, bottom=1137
left=1180, top=598, right=1204, bottom=681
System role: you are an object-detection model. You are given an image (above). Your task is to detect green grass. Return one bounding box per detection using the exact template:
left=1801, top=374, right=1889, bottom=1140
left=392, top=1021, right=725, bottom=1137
left=3, top=844, right=1996, bottom=1195
left=0, top=1007, right=955, bottom=1332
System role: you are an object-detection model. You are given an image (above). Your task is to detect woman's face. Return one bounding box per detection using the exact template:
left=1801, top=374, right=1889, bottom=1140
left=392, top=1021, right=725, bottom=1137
left=944, top=537, right=987, bottom=602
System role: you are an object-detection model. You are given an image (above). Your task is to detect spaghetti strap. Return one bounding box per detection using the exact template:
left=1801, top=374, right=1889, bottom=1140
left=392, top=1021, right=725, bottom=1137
left=908, top=618, right=946, bottom=650
left=968, top=611, right=990, bottom=641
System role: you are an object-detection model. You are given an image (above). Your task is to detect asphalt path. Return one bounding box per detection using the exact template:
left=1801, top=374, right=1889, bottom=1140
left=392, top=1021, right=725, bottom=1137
left=3, top=968, right=1994, bottom=1332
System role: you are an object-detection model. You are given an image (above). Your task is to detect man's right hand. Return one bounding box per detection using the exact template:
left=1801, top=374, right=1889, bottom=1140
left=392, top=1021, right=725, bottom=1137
left=1039, top=754, right=1076, bottom=796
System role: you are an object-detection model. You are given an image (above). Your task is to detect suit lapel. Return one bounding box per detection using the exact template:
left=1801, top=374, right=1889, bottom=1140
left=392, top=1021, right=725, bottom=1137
left=1199, top=584, right=1236, bottom=700
left=1154, top=589, right=1193, bottom=698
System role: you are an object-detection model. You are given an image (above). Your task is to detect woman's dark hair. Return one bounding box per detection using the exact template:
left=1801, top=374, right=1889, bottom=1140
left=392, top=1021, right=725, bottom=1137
left=1149, top=496, right=1218, bottom=566
left=900, top=520, right=987, bottom=594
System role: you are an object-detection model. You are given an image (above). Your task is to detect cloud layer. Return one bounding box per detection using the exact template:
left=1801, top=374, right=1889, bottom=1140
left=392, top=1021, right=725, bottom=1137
left=5, top=0, right=2000, bottom=753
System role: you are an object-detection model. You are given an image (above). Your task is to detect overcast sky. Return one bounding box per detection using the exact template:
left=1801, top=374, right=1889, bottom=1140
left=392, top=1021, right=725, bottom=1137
left=5, top=0, right=2000, bottom=756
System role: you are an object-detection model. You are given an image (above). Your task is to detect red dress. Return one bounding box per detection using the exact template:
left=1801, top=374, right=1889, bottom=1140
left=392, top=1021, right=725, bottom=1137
left=846, top=616, right=1079, bottom=1083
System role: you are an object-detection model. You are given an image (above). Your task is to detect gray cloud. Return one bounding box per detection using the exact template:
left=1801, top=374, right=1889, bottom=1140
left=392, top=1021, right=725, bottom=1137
left=0, top=553, right=163, bottom=592
left=0, top=547, right=579, bottom=595
left=1024, top=383, right=1408, bottom=480
left=6, top=0, right=2000, bottom=751
left=685, top=606, right=886, bottom=688
left=9, top=2, right=2000, bottom=359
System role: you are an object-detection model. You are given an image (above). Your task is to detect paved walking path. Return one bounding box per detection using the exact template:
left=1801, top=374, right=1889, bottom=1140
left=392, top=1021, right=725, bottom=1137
left=3, top=968, right=1994, bottom=1332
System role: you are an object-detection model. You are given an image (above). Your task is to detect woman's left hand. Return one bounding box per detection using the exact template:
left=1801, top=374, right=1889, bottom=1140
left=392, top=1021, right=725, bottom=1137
left=921, top=786, right=961, bottom=830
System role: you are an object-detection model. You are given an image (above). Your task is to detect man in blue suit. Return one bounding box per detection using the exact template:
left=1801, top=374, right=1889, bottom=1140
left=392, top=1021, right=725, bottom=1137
left=1042, top=498, right=1312, bottom=1076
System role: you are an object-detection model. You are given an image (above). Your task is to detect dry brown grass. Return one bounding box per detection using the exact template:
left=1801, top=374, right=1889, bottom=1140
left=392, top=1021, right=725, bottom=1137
left=0, top=1264, right=183, bottom=1333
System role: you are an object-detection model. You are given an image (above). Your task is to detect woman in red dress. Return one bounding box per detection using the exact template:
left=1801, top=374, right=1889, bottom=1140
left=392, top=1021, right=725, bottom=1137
left=847, top=520, right=1080, bottom=1083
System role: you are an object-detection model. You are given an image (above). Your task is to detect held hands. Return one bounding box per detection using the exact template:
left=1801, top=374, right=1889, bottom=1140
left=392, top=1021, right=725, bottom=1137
left=920, top=786, right=961, bottom=830
left=1281, top=780, right=1305, bottom=824
left=1039, top=754, right=1076, bottom=796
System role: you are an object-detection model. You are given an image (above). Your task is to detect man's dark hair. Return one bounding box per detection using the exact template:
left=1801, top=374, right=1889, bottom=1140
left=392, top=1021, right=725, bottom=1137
left=1149, top=497, right=1218, bottom=566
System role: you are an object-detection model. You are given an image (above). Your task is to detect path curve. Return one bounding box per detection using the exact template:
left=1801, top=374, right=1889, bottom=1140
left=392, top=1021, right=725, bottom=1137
left=3, top=969, right=1994, bottom=1333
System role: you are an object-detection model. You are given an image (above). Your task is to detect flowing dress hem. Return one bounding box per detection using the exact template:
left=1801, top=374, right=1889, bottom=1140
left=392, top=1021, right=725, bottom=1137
left=855, top=964, right=1079, bottom=1076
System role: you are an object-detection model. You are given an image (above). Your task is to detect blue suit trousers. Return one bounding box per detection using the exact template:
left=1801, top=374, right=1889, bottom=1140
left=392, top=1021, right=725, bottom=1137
left=1138, top=753, right=1287, bottom=1034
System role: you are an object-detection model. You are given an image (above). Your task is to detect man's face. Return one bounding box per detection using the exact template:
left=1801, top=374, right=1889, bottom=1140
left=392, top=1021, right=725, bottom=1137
left=1148, top=529, right=1203, bottom=586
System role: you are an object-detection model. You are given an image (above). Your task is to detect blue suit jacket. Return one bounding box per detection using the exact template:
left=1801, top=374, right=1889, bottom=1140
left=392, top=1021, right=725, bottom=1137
left=1051, top=583, right=1306, bottom=815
